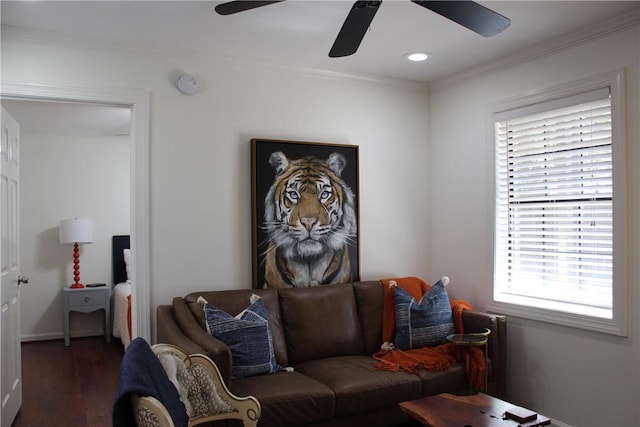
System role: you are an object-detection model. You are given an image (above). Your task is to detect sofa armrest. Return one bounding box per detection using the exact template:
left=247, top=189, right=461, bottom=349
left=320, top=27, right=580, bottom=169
left=159, top=297, right=234, bottom=383
left=462, top=310, right=507, bottom=397
left=157, top=304, right=207, bottom=355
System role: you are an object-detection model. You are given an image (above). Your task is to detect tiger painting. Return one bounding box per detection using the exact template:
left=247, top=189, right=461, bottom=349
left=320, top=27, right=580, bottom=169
left=261, top=151, right=357, bottom=289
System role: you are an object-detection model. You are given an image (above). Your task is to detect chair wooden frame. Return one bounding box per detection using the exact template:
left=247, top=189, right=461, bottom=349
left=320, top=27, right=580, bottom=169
left=132, top=344, right=261, bottom=427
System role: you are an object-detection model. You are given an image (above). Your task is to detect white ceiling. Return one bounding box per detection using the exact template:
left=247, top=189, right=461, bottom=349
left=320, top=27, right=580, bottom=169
left=3, top=1, right=639, bottom=83
left=1, top=1, right=639, bottom=132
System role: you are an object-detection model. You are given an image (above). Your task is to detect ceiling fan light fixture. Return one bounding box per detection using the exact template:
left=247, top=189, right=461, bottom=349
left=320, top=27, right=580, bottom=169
left=406, top=52, right=430, bottom=62
left=215, top=0, right=511, bottom=58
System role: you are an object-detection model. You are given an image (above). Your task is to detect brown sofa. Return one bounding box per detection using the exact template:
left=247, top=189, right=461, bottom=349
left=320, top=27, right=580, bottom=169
left=157, top=281, right=507, bottom=427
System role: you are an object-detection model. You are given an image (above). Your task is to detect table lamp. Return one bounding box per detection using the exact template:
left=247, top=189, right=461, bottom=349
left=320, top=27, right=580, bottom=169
left=59, top=218, right=93, bottom=288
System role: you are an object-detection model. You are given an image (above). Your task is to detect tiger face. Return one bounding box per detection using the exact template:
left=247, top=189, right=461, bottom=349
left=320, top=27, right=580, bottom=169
left=262, top=151, right=357, bottom=288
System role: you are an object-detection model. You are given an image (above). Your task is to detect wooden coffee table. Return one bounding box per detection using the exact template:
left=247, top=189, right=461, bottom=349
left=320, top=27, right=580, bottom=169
left=399, top=393, right=551, bottom=427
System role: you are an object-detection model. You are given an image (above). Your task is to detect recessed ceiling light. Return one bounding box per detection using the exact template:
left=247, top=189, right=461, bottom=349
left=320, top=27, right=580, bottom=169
left=406, top=52, right=430, bottom=62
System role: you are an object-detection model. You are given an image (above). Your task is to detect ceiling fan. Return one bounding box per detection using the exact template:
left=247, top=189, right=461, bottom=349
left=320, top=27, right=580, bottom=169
left=214, top=1, right=511, bottom=58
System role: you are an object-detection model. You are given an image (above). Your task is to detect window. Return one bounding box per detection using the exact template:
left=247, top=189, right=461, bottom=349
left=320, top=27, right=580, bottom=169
left=488, top=71, right=627, bottom=336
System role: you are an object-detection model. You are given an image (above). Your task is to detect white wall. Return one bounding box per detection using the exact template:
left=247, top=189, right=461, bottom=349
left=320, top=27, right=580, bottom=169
left=19, top=132, right=130, bottom=340
left=429, top=25, right=639, bottom=427
left=1, top=32, right=431, bottom=337
left=8, top=17, right=637, bottom=427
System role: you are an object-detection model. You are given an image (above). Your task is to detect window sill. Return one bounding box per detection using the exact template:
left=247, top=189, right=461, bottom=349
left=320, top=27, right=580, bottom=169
left=487, top=298, right=627, bottom=337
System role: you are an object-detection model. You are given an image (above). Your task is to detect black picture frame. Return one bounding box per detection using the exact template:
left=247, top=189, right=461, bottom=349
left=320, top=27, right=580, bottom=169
left=251, top=138, right=360, bottom=289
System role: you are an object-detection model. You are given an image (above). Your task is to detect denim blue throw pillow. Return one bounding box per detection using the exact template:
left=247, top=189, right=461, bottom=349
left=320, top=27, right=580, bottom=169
left=203, top=295, right=282, bottom=379
left=393, top=277, right=454, bottom=350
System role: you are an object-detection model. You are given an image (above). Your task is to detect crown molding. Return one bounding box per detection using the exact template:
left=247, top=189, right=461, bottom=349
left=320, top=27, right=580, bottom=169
left=429, top=9, right=640, bottom=93
left=1, top=25, right=429, bottom=92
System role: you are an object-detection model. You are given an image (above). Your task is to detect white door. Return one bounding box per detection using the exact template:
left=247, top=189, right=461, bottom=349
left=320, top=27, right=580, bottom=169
left=1, top=106, right=22, bottom=426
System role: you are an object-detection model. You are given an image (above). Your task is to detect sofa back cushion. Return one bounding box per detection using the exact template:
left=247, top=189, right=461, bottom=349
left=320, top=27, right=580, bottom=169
left=353, top=281, right=385, bottom=354
left=278, top=283, right=365, bottom=365
left=184, top=289, right=288, bottom=367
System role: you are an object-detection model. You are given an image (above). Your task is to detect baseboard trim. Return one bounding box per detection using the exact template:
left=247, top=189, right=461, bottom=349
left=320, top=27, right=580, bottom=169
left=21, top=329, right=106, bottom=342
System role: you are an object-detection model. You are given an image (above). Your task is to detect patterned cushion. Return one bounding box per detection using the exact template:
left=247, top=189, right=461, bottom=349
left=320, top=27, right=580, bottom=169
left=134, top=404, right=161, bottom=427
left=393, top=277, right=454, bottom=350
left=156, top=351, right=235, bottom=418
left=203, top=295, right=282, bottom=379
left=185, top=364, right=235, bottom=418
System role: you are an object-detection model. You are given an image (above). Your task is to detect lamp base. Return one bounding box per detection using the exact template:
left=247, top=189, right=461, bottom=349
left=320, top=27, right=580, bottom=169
left=70, top=242, right=85, bottom=289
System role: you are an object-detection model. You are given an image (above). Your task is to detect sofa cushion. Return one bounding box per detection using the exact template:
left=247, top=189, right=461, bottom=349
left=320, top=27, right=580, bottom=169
left=416, top=364, right=468, bottom=396
left=393, top=277, right=454, bottom=350
left=184, top=289, right=288, bottom=367
left=279, top=283, right=365, bottom=365
left=203, top=295, right=282, bottom=379
left=353, top=281, right=385, bottom=355
left=295, top=355, right=421, bottom=418
left=229, top=371, right=335, bottom=427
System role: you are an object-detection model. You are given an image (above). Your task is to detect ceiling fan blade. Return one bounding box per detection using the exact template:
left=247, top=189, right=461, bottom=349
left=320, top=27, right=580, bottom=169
left=329, top=1, right=382, bottom=58
left=411, top=0, right=510, bottom=37
left=215, top=1, right=284, bottom=16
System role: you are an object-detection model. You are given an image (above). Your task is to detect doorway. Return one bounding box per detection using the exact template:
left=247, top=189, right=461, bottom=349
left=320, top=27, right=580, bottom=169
left=0, top=81, right=151, bottom=343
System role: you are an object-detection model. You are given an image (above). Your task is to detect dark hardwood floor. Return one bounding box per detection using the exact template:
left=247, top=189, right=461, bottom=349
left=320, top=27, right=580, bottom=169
left=12, top=336, right=124, bottom=427
left=11, top=337, right=423, bottom=427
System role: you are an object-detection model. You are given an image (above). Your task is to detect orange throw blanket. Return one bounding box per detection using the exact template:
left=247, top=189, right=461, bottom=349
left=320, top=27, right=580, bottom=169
left=373, top=277, right=486, bottom=392
left=127, top=294, right=132, bottom=340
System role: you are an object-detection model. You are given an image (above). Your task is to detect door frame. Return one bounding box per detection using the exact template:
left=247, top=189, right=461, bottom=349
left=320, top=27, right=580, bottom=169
left=0, top=81, right=151, bottom=342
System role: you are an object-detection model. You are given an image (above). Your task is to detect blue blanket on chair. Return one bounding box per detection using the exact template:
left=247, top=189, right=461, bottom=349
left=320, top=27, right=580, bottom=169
left=112, top=337, right=188, bottom=427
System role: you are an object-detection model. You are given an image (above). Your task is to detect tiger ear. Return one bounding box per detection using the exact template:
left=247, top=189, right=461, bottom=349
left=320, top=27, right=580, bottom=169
left=327, top=153, right=347, bottom=177
left=269, top=151, right=290, bottom=176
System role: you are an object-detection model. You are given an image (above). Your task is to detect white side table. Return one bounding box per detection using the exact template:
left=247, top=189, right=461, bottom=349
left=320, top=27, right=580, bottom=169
left=63, top=286, right=111, bottom=346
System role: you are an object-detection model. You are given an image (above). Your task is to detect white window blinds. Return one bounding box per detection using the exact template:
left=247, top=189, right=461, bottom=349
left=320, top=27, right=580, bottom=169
left=494, top=87, right=613, bottom=319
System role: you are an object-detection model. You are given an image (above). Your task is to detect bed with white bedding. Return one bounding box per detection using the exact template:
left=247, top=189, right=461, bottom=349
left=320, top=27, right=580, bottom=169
left=112, top=235, right=132, bottom=348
